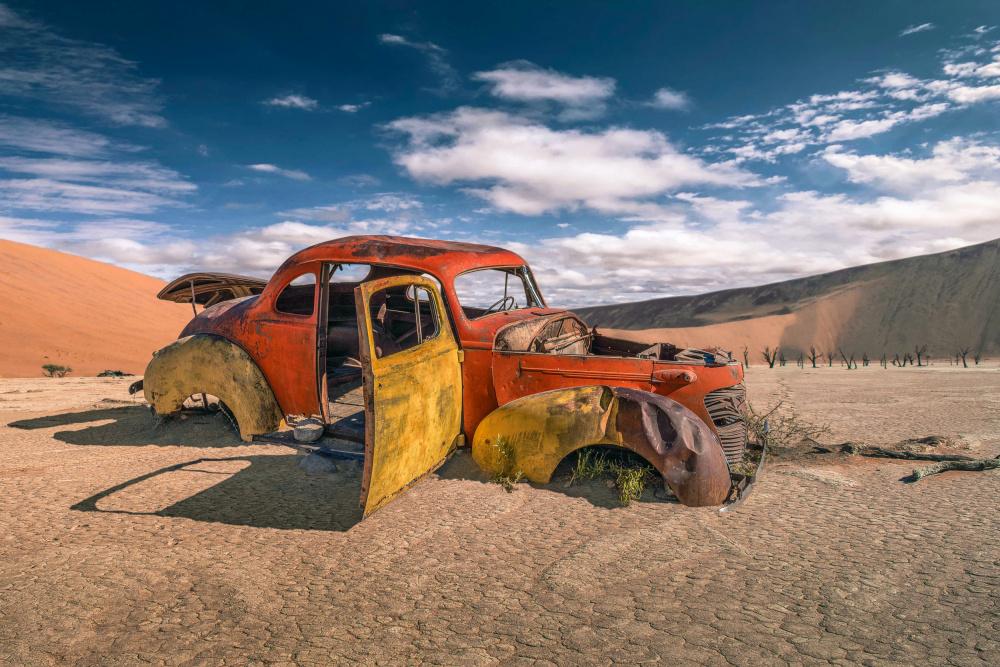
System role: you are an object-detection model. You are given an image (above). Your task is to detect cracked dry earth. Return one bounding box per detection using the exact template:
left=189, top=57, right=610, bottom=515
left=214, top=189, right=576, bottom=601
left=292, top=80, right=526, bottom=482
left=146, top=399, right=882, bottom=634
left=1, top=367, right=1000, bottom=666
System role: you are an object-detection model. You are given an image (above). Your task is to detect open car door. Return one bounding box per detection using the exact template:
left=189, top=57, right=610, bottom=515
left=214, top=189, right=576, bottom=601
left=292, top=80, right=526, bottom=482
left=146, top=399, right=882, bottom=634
left=355, top=275, right=463, bottom=518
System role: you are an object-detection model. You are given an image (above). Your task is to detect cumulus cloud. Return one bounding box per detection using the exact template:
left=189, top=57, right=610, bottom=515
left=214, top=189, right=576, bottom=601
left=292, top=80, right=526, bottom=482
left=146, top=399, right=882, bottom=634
left=0, top=4, right=164, bottom=127
left=647, top=87, right=691, bottom=111
left=378, top=33, right=459, bottom=92
left=822, top=138, right=1000, bottom=191
left=900, top=23, right=935, bottom=37
left=473, top=61, right=615, bottom=120
left=263, top=94, right=319, bottom=110
left=514, top=142, right=1000, bottom=305
left=388, top=107, right=760, bottom=216
left=247, top=163, right=311, bottom=180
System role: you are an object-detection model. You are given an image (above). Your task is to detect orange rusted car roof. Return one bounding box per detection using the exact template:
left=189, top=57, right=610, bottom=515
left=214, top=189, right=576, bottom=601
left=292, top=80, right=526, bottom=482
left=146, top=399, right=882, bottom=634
left=282, top=235, right=528, bottom=280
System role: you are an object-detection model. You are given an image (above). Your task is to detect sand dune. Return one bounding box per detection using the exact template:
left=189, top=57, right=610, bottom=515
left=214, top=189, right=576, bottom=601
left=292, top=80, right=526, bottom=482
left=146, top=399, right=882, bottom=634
left=577, top=237, right=1000, bottom=362
left=0, top=240, right=192, bottom=378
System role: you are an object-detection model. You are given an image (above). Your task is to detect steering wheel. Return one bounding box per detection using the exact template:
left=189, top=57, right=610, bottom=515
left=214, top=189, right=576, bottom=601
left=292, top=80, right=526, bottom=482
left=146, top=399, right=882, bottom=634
left=484, top=295, right=516, bottom=315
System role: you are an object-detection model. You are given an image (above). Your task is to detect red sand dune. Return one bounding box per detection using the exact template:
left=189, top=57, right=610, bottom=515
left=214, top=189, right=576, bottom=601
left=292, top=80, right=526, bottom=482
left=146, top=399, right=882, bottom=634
left=0, top=240, right=192, bottom=378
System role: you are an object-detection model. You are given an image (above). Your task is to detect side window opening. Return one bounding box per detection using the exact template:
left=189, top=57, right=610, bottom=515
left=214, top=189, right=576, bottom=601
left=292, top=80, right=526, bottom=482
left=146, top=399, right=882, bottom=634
left=275, top=272, right=316, bottom=316
left=368, top=283, right=441, bottom=359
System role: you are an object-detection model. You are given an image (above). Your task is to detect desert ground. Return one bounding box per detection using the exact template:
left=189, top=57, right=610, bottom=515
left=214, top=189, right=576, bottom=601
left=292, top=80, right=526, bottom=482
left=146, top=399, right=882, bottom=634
left=1, top=366, right=999, bottom=666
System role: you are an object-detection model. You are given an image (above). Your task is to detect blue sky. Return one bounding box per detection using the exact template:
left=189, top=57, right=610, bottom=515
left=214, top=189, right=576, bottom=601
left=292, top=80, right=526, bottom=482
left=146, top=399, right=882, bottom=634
left=2, top=1, right=1000, bottom=306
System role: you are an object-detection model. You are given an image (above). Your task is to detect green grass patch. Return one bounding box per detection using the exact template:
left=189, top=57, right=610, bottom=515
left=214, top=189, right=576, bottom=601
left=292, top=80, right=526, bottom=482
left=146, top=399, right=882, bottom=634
left=570, top=446, right=659, bottom=507
left=488, top=435, right=523, bottom=493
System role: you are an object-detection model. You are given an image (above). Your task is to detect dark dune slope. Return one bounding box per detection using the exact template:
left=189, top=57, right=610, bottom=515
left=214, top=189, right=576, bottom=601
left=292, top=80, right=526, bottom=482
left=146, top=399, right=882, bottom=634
left=575, top=238, right=1000, bottom=358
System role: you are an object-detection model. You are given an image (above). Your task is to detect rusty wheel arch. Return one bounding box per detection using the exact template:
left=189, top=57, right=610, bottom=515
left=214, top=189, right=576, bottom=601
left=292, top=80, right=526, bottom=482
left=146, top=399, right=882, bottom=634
left=472, top=385, right=733, bottom=507
left=143, top=334, right=284, bottom=441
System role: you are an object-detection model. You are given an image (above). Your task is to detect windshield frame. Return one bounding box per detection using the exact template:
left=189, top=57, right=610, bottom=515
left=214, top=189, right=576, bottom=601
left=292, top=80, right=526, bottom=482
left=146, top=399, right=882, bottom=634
left=452, top=265, right=546, bottom=320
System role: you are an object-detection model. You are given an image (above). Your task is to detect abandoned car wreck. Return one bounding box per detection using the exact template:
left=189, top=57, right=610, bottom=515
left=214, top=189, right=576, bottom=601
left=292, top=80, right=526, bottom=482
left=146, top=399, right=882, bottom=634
left=136, top=236, right=758, bottom=516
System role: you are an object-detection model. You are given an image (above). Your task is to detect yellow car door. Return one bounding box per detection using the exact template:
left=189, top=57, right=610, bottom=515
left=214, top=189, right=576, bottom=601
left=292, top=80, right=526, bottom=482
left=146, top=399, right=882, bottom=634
left=354, top=275, right=463, bottom=517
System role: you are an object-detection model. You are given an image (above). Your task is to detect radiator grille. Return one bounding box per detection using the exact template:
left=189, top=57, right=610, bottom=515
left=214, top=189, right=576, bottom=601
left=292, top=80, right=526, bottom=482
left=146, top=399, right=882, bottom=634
left=704, top=382, right=747, bottom=466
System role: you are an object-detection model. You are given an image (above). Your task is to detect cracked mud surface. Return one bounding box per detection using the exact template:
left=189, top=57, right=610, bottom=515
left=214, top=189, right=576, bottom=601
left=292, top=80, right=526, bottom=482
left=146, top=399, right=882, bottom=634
left=1, top=368, right=999, bottom=666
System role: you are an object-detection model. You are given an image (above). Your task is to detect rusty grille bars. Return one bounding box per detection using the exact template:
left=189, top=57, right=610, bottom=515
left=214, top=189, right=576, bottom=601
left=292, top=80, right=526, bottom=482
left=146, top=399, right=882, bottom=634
left=704, top=382, right=747, bottom=466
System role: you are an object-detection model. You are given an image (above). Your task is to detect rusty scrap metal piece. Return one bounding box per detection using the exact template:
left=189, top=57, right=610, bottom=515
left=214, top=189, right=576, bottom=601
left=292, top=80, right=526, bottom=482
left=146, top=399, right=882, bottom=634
left=472, top=385, right=732, bottom=507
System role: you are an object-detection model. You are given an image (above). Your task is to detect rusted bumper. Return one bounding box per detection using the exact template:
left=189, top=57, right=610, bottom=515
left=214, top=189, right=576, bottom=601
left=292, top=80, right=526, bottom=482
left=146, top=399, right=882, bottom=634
left=719, top=442, right=766, bottom=513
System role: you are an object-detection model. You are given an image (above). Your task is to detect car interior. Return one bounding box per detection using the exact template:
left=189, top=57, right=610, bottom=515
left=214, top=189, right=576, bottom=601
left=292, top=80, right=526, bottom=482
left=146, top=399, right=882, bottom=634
left=272, top=263, right=443, bottom=437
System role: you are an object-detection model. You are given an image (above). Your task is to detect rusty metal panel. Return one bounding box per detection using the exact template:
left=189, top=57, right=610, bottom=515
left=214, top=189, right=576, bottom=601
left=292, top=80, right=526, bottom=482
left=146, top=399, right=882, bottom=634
left=472, top=385, right=731, bottom=507
left=143, top=334, right=284, bottom=440
left=355, top=275, right=463, bottom=518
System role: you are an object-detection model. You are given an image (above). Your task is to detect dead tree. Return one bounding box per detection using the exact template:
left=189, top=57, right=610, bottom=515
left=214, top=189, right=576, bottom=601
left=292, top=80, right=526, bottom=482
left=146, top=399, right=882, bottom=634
left=808, top=346, right=822, bottom=368
left=914, top=345, right=928, bottom=367
left=904, top=352, right=914, bottom=366
left=892, top=353, right=900, bottom=367
left=958, top=347, right=970, bottom=368
left=742, top=345, right=749, bottom=368
left=826, top=349, right=836, bottom=367
left=762, top=346, right=779, bottom=369
left=797, top=353, right=804, bottom=368
left=974, top=349, right=983, bottom=365
left=879, top=353, right=887, bottom=368
left=839, top=348, right=857, bottom=370
left=862, top=352, right=870, bottom=367
left=779, top=352, right=787, bottom=367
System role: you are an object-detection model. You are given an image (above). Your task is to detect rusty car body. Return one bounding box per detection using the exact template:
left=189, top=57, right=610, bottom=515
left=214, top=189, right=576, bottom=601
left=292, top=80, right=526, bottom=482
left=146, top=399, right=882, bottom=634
left=140, top=236, right=753, bottom=516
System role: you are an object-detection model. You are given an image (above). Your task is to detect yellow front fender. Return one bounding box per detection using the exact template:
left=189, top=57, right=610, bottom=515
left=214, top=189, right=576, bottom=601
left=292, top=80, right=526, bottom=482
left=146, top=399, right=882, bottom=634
left=472, top=385, right=732, bottom=507
left=143, top=335, right=284, bottom=441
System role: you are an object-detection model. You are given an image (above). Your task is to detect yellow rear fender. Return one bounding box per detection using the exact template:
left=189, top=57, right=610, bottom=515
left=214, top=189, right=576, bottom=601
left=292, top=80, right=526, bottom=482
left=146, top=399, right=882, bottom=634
left=143, top=334, right=284, bottom=441
left=472, top=385, right=732, bottom=507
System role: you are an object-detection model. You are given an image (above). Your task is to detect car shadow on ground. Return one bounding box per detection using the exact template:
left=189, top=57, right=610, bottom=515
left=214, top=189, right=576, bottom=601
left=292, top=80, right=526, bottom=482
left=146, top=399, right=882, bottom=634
left=71, top=454, right=365, bottom=532
left=9, top=406, right=244, bottom=448
left=435, top=448, right=672, bottom=510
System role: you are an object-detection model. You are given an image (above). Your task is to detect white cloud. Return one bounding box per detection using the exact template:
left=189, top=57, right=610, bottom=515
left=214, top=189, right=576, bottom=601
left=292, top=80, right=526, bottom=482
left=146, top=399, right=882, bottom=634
left=0, top=157, right=196, bottom=193
left=280, top=193, right=422, bottom=222
left=337, top=102, right=371, bottom=113
left=648, top=87, right=691, bottom=110
left=378, top=33, right=459, bottom=92
left=247, top=163, right=311, bottom=181
left=474, top=62, right=615, bottom=103
left=262, top=94, right=319, bottom=110
left=900, top=23, right=935, bottom=37
left=0, top=4, right=164, bottom=127
left=388, top=107, right=760, bottom=216
left=708, top=36, right=1000, bottom=162
left=946, top=83, right=1000, bottom=103
left=0, top=115, right=139, bottom=157
left=473, top=61, right=615, bottom=119
left=338, top=173, right=381, bottom=188
left=822, top=138, right=1000, bottom=191
left=0, top=153, right=194, bottom=216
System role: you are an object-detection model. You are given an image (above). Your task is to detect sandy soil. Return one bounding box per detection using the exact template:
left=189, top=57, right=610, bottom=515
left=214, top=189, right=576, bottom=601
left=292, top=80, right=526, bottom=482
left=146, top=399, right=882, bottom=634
left=1, top=368, right=1000, bottom=665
